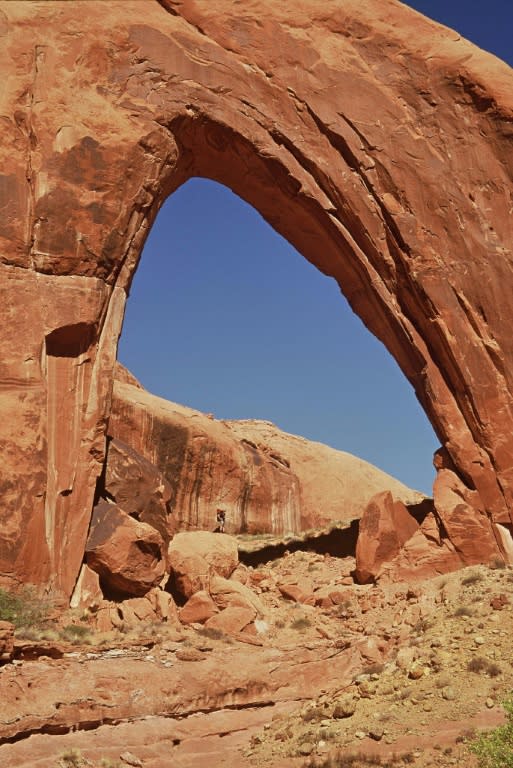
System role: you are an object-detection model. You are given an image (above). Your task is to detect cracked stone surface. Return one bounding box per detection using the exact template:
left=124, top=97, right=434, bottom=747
left=2, top=0, right=513, bottom=597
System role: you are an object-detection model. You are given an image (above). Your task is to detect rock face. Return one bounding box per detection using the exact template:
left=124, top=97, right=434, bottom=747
left=109, top=378, right=422, bottom=536
left=2, top=0, right=513, bottom=597
left=103, top=437, right=174, bottom=546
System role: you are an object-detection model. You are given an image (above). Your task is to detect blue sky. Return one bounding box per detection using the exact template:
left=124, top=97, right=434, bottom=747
left=118, top=1, right=511, bottom=496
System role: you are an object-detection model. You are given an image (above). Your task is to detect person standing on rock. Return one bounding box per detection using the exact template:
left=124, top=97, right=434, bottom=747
left=216, top=509, right=226, bottom=533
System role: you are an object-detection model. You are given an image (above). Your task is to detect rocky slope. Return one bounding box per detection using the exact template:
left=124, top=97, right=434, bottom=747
left=0, top=536, right=511, bottom=768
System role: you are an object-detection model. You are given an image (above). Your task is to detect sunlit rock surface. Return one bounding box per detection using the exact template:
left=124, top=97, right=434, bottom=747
left=109, top=378, right=423, bottom=535
left=2, top=0, right=513, bottom=596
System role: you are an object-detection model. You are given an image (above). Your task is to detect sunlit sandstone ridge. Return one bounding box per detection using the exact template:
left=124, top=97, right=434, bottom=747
left=1, top=0, right=513, bottom=598
left=108, top=370, right=422, bottom=536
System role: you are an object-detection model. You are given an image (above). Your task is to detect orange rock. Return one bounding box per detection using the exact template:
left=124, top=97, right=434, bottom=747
left=209, top=575, right=263, bottom=617
left=119, top=597, right=157, bottom=625
left=230, top=563, right=250, bottom=585
left=279, top=585, right=315, bottom=605
left=70, top=564, right=102, bottom=611
left=0, top=622, right=14, bottom=662
left=329, top=590, right=352, bottom=606
left=86, top=502, right=165, bottom=596
left=146, top=588, right=180, bottom=623
left=168, top=532, right=239, bottom=600
left=103, top=438, right=174, bottom=546
left=490, top=594, right=509, bottom=610
left=204, top=607, right=256, bottom=636
left=355, top=492, right=419, bottom=583
left=179, top=591, right=219, bottom=625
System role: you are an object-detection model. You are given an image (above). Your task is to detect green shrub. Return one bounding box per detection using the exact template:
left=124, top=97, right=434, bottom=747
left=461, top=572, right=483, bottom=586
left=59, top=624, right=91, bottom=643
left=290, top=617, right=312, bottom=631
left=57, top=748, right=86, bottom=768
left=469, top=697, right=513, bottom=767
left=0, top=586, right=51, bottom=630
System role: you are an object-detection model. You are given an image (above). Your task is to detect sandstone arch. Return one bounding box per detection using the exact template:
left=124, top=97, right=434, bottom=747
left=1, top=0, right=513, bottom=597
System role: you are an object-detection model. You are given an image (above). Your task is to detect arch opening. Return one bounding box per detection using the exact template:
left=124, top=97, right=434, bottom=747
left=116, top=177, right=439, bottom=506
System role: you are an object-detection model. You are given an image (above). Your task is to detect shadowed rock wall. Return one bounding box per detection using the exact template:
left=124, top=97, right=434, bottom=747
left=1, top=0, right=513, bottom=597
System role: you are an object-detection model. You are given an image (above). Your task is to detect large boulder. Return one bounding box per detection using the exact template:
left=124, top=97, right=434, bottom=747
left=85, top=502, right=165, bottom=596
left=355, top=491, right=420, bottom=583
left=179, top=591, right=219, bottom=625
left=209, top=575, right=264, bottom=617
left=103, top=437, right=174, bottom=545
left=204, top=606, right=256, bottom=636
left=168, top=532, right=239, bottom=600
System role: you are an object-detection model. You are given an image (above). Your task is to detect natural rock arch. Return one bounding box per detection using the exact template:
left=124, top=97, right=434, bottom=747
left=1, top=0, right=513, bottom=598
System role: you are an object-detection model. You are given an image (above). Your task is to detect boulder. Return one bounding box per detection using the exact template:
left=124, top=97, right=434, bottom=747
left=0, top=621, right=14, bottom=662
left=70, top=564, right=103, bottom=611
left=354, top=491, right=419, bottom=583
left=145, top=588, right=180, bottom=623
left=209, top=575, right=264, bottom=617
left=278, top=583, right=316, bottom=606
left=204, top=607, right=256, bottom=636
left=168, top=532, right=239, bottom=599
left=179, top=591, right=219, bottom=625
left=118, top=597, right=157, bottom=626
left=433, top=468, right=501, bottom=566
left=94, top=602, right=123, bottom=633
left=85, top=501, right=165, bottom=596
left=103, top=438, right=174, bottom=545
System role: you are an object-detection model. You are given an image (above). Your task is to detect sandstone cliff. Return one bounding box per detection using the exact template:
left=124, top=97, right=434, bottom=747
left=2, top=0, right=513, bottom=597
left=107, top=376, right=423, bottom=536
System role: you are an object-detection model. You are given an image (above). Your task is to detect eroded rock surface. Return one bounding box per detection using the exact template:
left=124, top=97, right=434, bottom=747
left=1, top=555, right=512, bottom=768
left=2, top=0, right=513, bottom=596
left=103, top=437, right=174, bottom=545
left=109, top=378, right=422, bottom=536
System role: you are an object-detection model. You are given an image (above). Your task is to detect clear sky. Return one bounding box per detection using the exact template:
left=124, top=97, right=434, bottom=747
left=117, top=0, right=512, bottom=497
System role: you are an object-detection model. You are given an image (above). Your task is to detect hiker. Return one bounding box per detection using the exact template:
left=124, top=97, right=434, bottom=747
left=216, top=508, right=226, bottom=533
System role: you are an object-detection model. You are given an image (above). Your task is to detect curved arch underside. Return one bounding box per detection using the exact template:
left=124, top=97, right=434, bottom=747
left=1, top=0, right=513, bottom=596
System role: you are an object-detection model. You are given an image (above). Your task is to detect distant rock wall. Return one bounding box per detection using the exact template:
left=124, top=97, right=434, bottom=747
left=108, top=379, right=422, bottom=535
left=2, top=0, right=513, bottom=596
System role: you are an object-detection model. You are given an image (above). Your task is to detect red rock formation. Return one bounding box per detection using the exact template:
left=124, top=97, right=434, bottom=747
left=109, top=378, right=422, bottom=535
left=2, top=0, right=513, bottom=597
left=103, top=437, right=174, bottom=545
left=168, top=531, right=239, bottom=600
left=355, top=491, right=420, bottom=583
left=86, top=502, right=166, bottom=596
left=179, top=590, right=219, bottom=625
left=0, top=622, right=14, bottom=663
